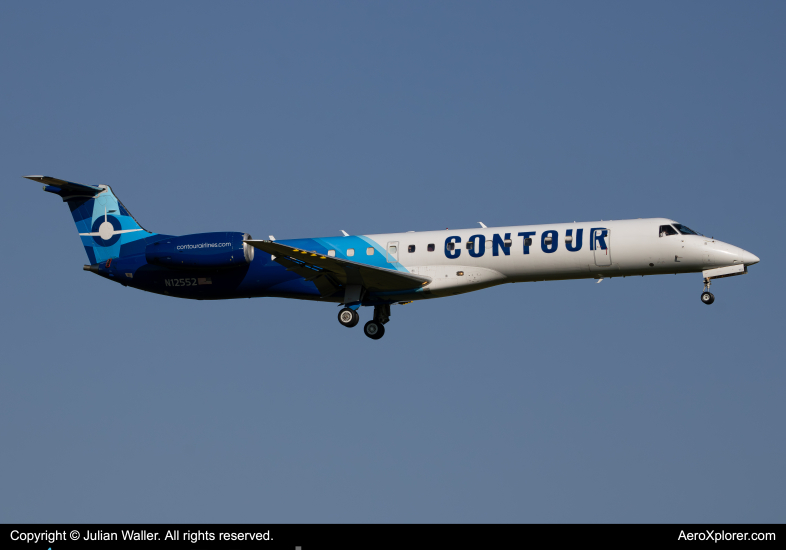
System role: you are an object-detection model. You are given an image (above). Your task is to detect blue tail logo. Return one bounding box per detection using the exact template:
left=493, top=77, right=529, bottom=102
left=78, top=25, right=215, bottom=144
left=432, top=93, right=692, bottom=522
left=25, top=175, right=156, bottom=264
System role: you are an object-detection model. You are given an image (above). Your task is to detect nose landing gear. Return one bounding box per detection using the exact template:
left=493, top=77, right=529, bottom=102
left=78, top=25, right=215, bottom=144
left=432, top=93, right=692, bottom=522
left=701, top=278, right=715, bottom=305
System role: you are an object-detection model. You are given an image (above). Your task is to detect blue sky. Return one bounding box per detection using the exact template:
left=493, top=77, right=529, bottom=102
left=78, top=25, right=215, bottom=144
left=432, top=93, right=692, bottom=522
left=1, top=1, right=783, bottom=522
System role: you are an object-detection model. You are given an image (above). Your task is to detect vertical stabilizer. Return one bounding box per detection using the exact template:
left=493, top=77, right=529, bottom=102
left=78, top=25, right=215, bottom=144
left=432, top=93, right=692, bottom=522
left=25, top=175, right=157, bottom=264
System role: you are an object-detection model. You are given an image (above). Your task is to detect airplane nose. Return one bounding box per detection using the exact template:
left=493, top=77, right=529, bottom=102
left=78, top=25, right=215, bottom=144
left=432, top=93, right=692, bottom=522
left=742, top=250, right=760, bottom=266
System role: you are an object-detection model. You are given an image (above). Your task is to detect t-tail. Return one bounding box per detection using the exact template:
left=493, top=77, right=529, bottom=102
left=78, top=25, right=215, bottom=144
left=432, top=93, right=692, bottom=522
left=25, top=176, right=156, bottom=265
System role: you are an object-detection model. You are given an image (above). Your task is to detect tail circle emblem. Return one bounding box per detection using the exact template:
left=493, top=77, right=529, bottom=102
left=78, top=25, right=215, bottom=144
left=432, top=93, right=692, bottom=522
left=78, top=208, right=142, bottom=247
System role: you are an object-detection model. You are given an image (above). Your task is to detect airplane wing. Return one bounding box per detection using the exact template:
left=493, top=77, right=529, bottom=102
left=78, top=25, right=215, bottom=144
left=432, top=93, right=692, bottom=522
left=244, top=239, right=431, bottom=298
left=24, top=175, right=103, bottom=197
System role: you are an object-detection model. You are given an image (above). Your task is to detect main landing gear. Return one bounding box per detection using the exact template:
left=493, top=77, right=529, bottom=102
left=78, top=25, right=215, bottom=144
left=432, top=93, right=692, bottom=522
left=338, top=307, right=360, bottom=327
left=701, top=278, right=715, bottom=305
left=363, top=320, right=385, bottom=340
left=338, top=303, right=390, bottom=339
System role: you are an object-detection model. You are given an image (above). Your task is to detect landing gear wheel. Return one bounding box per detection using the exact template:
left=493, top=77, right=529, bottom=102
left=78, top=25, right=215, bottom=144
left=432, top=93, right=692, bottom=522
left=338, top=308, right=360, bottom=327
left=701, top=291, right=715, bottom=305
left=364, top=320, right=385, bottom=340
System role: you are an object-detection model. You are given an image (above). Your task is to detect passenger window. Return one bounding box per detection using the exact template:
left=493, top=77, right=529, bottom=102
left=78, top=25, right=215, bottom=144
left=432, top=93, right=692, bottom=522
left=368, top=247, right=375, bottom=255
left=504, top=239, right=512, bottom=247
left=327, top=250, right=335, bottom=257
left=446, top=243, right=455, bottom=251
left=427, top=243, right=435, bottom=252
left=659, top=225, right=678, bottom=237
left=466, top=241, right=474, bottom=250
left=457, top=271, right=464, bottom=276
left=408, top=245, right=415, bottom=253
left=524, top=238, right=532, bottom=246
left=347, top=248, right=355, bottom=256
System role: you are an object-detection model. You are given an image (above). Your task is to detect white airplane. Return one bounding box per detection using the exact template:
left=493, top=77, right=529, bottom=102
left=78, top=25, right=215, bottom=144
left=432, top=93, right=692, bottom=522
left=31, top=175, right=760, bottom=340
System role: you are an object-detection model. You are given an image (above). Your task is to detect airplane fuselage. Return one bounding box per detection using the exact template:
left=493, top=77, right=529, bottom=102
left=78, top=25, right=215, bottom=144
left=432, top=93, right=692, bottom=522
left=93, top=218, right=758, bottom=304
left=27, top=175, right=760, bottom=339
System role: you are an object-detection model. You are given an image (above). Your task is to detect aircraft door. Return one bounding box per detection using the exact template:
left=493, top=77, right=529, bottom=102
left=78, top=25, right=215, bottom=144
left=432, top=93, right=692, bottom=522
left=387, top=241, right=399, bottom=263
left=593, top=229, right=612, bottom=266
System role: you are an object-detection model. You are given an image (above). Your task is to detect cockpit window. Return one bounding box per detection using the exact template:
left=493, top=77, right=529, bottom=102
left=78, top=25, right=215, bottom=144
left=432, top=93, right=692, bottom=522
left=659, top=225, right=678, bottom=237
left=673, top=224, right=700, bottom=236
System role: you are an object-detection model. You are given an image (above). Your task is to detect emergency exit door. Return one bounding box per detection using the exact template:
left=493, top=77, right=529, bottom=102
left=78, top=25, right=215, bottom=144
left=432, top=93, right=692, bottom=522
left=387, top=241, right=399, bottom=263
left=593, top=229, right=611, bottom=266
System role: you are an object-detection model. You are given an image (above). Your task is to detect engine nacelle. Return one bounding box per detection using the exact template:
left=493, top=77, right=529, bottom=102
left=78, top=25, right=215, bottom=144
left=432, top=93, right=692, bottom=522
left=146, top=232, right=254, bottom=269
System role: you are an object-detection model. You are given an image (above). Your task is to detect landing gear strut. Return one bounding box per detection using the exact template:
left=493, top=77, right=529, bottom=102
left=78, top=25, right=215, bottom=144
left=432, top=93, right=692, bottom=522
left=363, top=304, right=390, bottom=340
left=701, top=278, right=715, bottom=305
left=338, top=307, right=360, bottom=327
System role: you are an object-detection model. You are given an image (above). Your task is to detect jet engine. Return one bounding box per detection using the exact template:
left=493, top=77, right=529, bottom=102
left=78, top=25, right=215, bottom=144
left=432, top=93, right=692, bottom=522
left=146, top=232, right=254, bottom=269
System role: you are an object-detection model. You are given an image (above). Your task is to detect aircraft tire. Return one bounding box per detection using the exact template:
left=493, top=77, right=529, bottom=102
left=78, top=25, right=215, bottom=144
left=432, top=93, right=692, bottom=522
left=701, top=291, right=715, bottom=305
left=338, top=308, right=358, bottom=327
left=364, top=320, right=385, bottom=340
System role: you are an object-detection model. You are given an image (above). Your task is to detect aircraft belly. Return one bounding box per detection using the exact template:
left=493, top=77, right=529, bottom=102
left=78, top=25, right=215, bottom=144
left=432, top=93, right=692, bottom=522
left=132, top=264, right=253, bottom=299
left=411, top=265, right=506, bottom=297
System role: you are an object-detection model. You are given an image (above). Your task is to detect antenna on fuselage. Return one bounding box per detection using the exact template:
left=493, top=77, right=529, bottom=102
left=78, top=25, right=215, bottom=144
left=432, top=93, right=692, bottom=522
left=478, top=222, right=487, bottom=228
left=341, top=230, right=349, bottom=236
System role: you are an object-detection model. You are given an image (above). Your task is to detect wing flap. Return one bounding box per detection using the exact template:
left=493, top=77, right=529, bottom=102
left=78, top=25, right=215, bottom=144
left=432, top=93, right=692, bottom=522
left=273, top=254, right=342, bottom=297
left=245, top=239, right=430, bottom=293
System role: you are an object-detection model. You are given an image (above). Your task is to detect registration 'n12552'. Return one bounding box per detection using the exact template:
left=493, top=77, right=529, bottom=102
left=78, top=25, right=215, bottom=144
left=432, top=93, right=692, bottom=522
left=165, top=277, right=212, bottom=287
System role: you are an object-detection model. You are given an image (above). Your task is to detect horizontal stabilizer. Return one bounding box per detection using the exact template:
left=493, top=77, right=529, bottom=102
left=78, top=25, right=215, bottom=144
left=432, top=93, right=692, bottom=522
left=24, top=175, right=102, bottom=197
left=245, top=239, right=431, bottom=295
